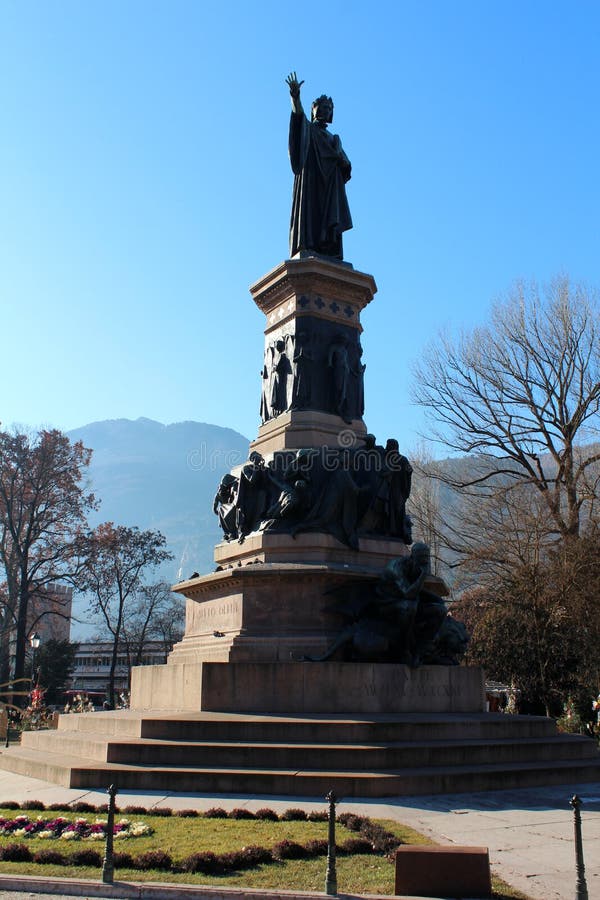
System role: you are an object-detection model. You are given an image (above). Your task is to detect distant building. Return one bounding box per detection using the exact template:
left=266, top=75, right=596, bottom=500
left=29, top=584, right=72, bottom=644
left=70, top=641, right=170, bottom=696
left=3, top=583, right=73, bottom=681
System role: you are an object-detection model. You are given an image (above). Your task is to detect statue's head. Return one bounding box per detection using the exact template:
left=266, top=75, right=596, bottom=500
left=364, top=434, right=376, bottom=449
left=249, top=451, right=264, bottom=466
left=312, top=95, right=333, bottom=124
left=411, top=541, right=431, bottom=574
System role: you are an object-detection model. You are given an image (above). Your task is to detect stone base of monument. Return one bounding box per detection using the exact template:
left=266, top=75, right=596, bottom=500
left=214, top=532, right=411, bottom=569
left=250, top=409, right=367, bottom=456
left=130, top=662, right=485, bottom=714
left=3, top=698, right=600, bottom=795
left=166, top=557, right=447, bottom=666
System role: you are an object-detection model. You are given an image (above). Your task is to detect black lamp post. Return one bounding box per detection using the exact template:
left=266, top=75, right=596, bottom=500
left=29, top=632, right=41, bottom=695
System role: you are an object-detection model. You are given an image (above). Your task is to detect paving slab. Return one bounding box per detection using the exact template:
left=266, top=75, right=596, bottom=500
left=0, top=769, right=598, bottom=899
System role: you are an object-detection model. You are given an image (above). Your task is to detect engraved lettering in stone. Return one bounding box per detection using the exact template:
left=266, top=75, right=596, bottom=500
left=362, top=681, right=456, bottom=699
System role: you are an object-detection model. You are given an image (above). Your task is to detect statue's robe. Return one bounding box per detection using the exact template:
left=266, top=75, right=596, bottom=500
left=288, top=111, right=352, bottom=259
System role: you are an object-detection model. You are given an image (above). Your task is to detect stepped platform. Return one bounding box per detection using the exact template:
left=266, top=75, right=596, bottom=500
left=1, top=709, right=599, bottom=798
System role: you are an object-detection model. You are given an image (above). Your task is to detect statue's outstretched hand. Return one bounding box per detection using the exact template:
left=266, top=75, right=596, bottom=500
left=285, top=71, right=304, bottom=99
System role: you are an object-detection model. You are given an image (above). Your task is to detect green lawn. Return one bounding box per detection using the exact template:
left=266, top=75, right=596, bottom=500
left=0, top=806, right=531, bottom=899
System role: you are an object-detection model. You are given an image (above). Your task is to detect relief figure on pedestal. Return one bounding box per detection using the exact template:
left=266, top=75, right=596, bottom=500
left=349, top=342, right=366, bottom=418
left=286, top=72, right=352, bottom=260
left=292, top=330, right=314, bottom=409
left=270, top=337, right=294, bottom=417
left=328, top=335, right=352, bottom=423
left=260, top=343, right=274, bottom=422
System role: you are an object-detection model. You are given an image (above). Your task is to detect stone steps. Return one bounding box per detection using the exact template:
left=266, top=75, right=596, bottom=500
left=1, top=709, right=599, bottom=797
left=19, top=729, right=598, bottom=769
left=1, top=744, right=600, bottom=797
left=58, top=709, right=558, bottom=741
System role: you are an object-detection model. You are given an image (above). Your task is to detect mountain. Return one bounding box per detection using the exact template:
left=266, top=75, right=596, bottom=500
left=68, top=417, right=250, bottom=583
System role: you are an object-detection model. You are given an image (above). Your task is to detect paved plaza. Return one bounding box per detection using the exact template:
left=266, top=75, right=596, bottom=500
left=0, top=769, right=598, bottom=899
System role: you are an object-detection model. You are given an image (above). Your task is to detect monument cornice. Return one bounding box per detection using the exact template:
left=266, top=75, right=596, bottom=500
left=250, top=257, right=377, bottom=318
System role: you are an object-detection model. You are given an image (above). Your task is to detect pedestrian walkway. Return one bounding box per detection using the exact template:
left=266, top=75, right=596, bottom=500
left=0, top=770, right=598, bottom=900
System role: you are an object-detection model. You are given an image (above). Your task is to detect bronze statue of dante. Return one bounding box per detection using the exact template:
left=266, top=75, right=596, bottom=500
left=286, top=72, right=353, bottom=260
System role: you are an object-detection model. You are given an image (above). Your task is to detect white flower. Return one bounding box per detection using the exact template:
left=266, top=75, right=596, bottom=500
left=13, top=828, right=27, bottom=837
left=60, top=831, right=80, bottom=841
left=38, top=830, right=55, bottom=839
left=117, top=818, right=130, bottom=826
left=114, top=831, right=131, bottom=839
left=130, top=823, right=151, bottom=836
left=88, top=832, right=105, bottom=841
left=94, top=818, right=108, bottom=826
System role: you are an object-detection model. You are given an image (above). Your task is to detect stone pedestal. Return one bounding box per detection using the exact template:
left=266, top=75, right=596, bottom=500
left=251, top=257, right=376, bottom=455
left=131, top=661, right=486, bottom=714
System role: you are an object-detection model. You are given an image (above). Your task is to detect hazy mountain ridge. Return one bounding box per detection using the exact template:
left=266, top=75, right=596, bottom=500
left=68, top=417, right=250, bottom=581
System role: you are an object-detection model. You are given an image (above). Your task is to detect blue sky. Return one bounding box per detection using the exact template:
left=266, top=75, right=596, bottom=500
left=2, top=1, right=599, bottom=457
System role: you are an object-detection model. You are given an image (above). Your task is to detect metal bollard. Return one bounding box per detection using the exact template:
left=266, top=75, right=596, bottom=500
left=325, top=790, right=338, bottom=896
left=102, top=783, right=118, bottom=884
left=570, top=795, right=588, bottom=900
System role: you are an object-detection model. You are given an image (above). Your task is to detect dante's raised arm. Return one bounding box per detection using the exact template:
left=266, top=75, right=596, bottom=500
left=285, top=71, right=304, bottom=115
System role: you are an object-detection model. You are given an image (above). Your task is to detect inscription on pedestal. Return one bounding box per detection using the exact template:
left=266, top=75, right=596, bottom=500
left=188, top=597, right=242, bottom=634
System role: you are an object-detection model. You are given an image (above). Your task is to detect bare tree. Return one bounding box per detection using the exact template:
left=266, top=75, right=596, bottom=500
left=406, top=443, right=444, bottom=576
left=412, top=276, right=600, bottom=541
left=82, top=524, right=173, bottom=706
left=412, top=276, right=600, bottom=713
left=120, top=582, right=185, bottom=667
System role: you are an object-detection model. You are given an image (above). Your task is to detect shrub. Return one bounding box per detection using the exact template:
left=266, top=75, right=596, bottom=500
left=255, top=807, right=278, bottom=821
left=239, top=844, right=272, bottom=865
left=33, top=849, right=68, bottom=865
left=135, top=849, right=173, bottom=871
left=22, top=800, right=45, bottom=810
left=307, top=810, right=328, bottom=822
left=228, top=807, right=255, bottom=819
left=113, top=851, right=135, bottom=869
left=175, top=808, right=198, bottom=817
left=358, top=820, right=400, bottom=854
left=0, top=801, right=19, bottom=810
left=96, top=804, right=109, bottom=814
left=72, top=802, right=96, bottom=813
left=182, top=850, right=222, bottom=874
left=47, top=803, right=70, bottom=812
left=337, top=812, right=365, bottom=830
left=71, top=848, right=103, bottom=867
left=304, top=838, right=329, bottom=856
left=0, top=843, right=33, bottom=862
left=204, top=807, right=228, bottom=818
left=220, top=850, right=247, bottom=871
left=340, top=837, right=374, bottom=855
left=151, top=807, right=172, bottom=817
left=271, top=839, right=308, bottom=860
left=123, top=805, right=148, bottom=814
left=280, top=808, right=307, bottom=821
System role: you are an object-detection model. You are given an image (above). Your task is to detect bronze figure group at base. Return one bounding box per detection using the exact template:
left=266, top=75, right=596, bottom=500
left=213, top=438, right=413, bottom=550
left=305, top=543, right=469, bottom=667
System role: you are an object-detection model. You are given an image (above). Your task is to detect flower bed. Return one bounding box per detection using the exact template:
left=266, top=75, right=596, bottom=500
left=0, top=814, right=152, bottom=842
